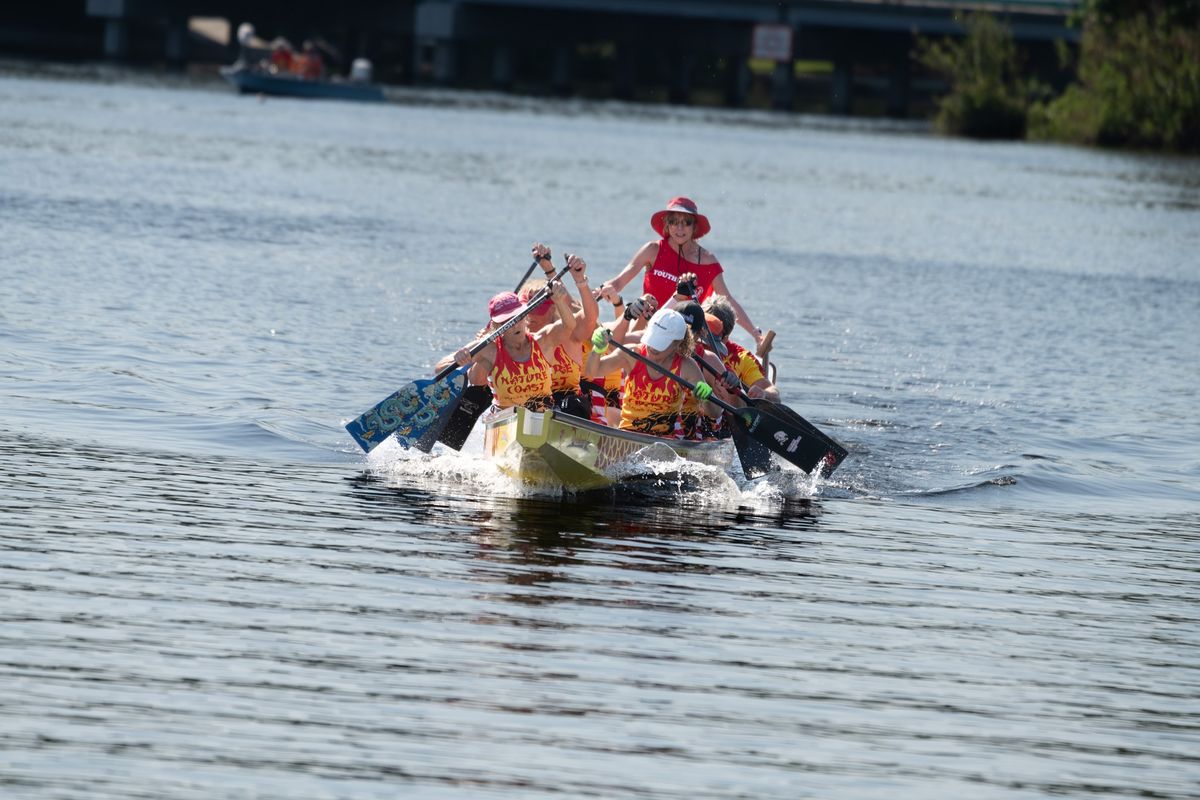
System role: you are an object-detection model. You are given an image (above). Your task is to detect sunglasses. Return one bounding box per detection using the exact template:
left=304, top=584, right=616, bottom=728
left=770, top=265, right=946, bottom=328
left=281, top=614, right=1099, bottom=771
left=665, top=216, right=694, bottom=227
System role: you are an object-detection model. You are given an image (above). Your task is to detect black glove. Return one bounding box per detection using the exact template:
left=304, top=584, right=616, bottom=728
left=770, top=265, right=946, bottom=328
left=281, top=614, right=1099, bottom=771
left=676, top=275, right=697, bottom=298
left=623, top=297, right=645, bottom=321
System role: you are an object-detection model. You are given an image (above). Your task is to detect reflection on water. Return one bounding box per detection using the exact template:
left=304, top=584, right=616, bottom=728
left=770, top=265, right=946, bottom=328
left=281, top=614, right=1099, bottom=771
left=347, top=472, right=819, bottom=545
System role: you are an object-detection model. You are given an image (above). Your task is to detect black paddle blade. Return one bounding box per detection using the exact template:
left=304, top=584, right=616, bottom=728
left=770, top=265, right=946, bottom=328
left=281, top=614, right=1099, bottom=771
left=751, top=400, right=849, bottom=476
left=436, top=385, right=494, bottom=451
left=734, top=404, right=848, bottom=476
left=729, top=420, right=773, bottom=479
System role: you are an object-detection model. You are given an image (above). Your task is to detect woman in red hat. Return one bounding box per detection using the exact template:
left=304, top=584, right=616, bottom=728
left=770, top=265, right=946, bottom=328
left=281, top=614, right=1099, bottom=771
left=596, top=196, right=766, bottom=349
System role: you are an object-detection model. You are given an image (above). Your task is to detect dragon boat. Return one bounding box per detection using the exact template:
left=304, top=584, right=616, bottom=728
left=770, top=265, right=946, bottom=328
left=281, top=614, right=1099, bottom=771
left=482, top=406, right=734, bottom=491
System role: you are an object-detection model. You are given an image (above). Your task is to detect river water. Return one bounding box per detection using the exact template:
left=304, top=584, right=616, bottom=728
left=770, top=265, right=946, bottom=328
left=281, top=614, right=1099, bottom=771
left=2, top=70, right=1198, bottom=799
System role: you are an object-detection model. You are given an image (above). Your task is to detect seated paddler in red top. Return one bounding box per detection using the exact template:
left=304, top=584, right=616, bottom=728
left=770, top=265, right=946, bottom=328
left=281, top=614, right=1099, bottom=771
left=702, top=296, right=779, bottom=404
left=594, top=196, right=767, bottom=350
left=583, top=308, right=720, bottom=437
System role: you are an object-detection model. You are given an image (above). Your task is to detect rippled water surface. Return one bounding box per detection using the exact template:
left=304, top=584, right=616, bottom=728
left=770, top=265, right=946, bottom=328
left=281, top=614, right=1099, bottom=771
left=2, top=71, right=1199, bottom=799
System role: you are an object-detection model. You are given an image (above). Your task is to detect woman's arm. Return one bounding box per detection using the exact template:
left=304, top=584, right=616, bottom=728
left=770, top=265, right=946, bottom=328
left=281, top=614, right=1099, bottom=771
left=448, top=341, right=496, bottom=387
left=568, top=254, right=599, bottom=346
left=584, top=335, right=632, bottom=378
left=680, top=358, right=720, bottom=417
left=746, top=376, right=780, bottom=403
left=547, top=278, right=575, bottom=340
left=599, top=240, right=658, bottom=297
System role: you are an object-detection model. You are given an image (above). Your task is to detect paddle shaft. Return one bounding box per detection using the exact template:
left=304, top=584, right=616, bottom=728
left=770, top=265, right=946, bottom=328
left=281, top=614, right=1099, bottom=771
left=678, top=287, right=750, bottom=402
left=432, top=262, right=571, bottom=383
left=514, top=259, right=540, bottom=293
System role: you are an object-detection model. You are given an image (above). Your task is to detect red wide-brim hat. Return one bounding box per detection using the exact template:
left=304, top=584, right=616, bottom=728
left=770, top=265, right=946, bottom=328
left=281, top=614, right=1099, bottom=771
left=650, top=196, right=711, bottom=239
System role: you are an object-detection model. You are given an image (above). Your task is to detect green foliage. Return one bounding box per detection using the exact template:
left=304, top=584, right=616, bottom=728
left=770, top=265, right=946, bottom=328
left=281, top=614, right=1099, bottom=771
left=1030, top=8, right=1200, bottom=151
left=916, top=13, right=1041, bottom=139
left=1083, top=0, right=1199, bottom=29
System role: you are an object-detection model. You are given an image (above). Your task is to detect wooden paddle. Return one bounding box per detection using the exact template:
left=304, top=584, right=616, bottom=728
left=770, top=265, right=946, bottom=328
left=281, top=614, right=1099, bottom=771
left=345, top=262, right=571, bottom=453
left=756, top=329, right=776, bottom=383
left=602, top=334, right=846, bottom=477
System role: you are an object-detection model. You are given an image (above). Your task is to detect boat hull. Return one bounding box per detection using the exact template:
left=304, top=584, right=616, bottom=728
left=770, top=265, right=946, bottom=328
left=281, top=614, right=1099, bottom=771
left=219, top=65, right=385, bottom=103
left=482, top=406, right=733, bottom=491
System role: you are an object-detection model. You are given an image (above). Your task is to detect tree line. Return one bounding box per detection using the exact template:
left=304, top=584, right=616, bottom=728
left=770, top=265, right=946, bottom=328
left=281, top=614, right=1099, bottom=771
left=916, top=0, right=1199, bottom=152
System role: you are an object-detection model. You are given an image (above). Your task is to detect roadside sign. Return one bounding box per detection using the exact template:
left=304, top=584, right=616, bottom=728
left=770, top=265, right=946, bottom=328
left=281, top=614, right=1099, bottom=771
left=751, top=24, right=794, bottom=62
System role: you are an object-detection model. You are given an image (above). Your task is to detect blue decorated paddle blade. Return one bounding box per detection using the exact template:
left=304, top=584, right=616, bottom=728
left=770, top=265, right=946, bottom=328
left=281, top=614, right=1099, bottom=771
left=345, top=370, right=468, bottom=453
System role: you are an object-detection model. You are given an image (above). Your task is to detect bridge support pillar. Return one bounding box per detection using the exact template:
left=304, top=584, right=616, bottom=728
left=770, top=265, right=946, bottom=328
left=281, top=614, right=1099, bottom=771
left=492, top=44, right=513, bottom=90
left=771, top=61, right=794, bottom=111
left=831, top=57, right=854, bottom=115
left=165, top=17, right=187, bottom=67
left=614, top=42, right=635, bottom=101
left=414, top=1, right=460, bottom=85
left=669, top=54, right=692, bottom=104
left=552, top=44, right=572, bottom=96
left=726, top=59, right=750, bottom=108
left=103, top=19, right=128, bottom=60
left=886, top=54, right=910, bottom=118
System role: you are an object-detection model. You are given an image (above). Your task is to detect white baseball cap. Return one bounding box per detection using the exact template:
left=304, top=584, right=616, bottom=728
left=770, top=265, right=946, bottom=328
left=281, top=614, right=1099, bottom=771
left=642, top=308, right=687, bottom=352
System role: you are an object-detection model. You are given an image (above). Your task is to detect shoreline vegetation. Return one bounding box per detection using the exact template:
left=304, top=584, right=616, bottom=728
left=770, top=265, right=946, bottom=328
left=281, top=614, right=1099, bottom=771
left=917, top=0, right=1200, bottom=153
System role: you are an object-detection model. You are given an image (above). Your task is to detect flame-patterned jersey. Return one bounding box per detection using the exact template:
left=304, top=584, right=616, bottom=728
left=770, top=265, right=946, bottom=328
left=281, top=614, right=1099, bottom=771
left=681, top=340, right=766, bottom=416
left=722, top=341, right=765, bottom=386
left=618, top=345, right=685, bottom=436
left=490, top=334, right=552, bottom=410
left=548, top=342, right=583, bottom=394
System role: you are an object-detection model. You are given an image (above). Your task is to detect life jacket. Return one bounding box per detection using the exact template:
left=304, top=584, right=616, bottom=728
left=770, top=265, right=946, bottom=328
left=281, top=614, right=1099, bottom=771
left=642, top=239, right=724, bottom=306
left=489, top=333, right=552, bottom=410
left=618, top=345, right=685, bottom=436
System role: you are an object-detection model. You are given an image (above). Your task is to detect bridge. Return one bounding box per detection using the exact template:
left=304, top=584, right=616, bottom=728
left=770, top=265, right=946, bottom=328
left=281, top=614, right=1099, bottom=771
left=4, top=0, right=1080, bottom=116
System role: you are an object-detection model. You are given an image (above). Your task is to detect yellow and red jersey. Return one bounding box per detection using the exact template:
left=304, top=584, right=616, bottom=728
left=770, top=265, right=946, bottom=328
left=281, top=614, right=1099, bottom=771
left=490, top=334, right=552, bottom=409
left=618, top=345, right=685, bottom=436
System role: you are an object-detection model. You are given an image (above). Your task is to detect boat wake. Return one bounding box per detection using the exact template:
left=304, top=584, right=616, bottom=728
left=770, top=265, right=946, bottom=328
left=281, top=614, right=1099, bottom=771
left=363, top=433, right=827, bottom=510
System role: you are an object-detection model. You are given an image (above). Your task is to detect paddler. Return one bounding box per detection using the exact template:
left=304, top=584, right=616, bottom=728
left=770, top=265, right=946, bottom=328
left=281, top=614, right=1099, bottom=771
left=582, top=288, right=659, bottom=426
left=448, top=282, right=572, bottom=416
left=519, top=246, right=599, bottom=419
left=703, top=296, right=779, bottom=403
left=584, top=308, right=718, bottom=437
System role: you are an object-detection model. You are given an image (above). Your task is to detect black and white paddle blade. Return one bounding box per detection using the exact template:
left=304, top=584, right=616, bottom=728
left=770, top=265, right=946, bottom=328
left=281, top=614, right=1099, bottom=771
left=735, top=404, right=847, bottom=476
left=436, top=385, right=494, bottom=451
